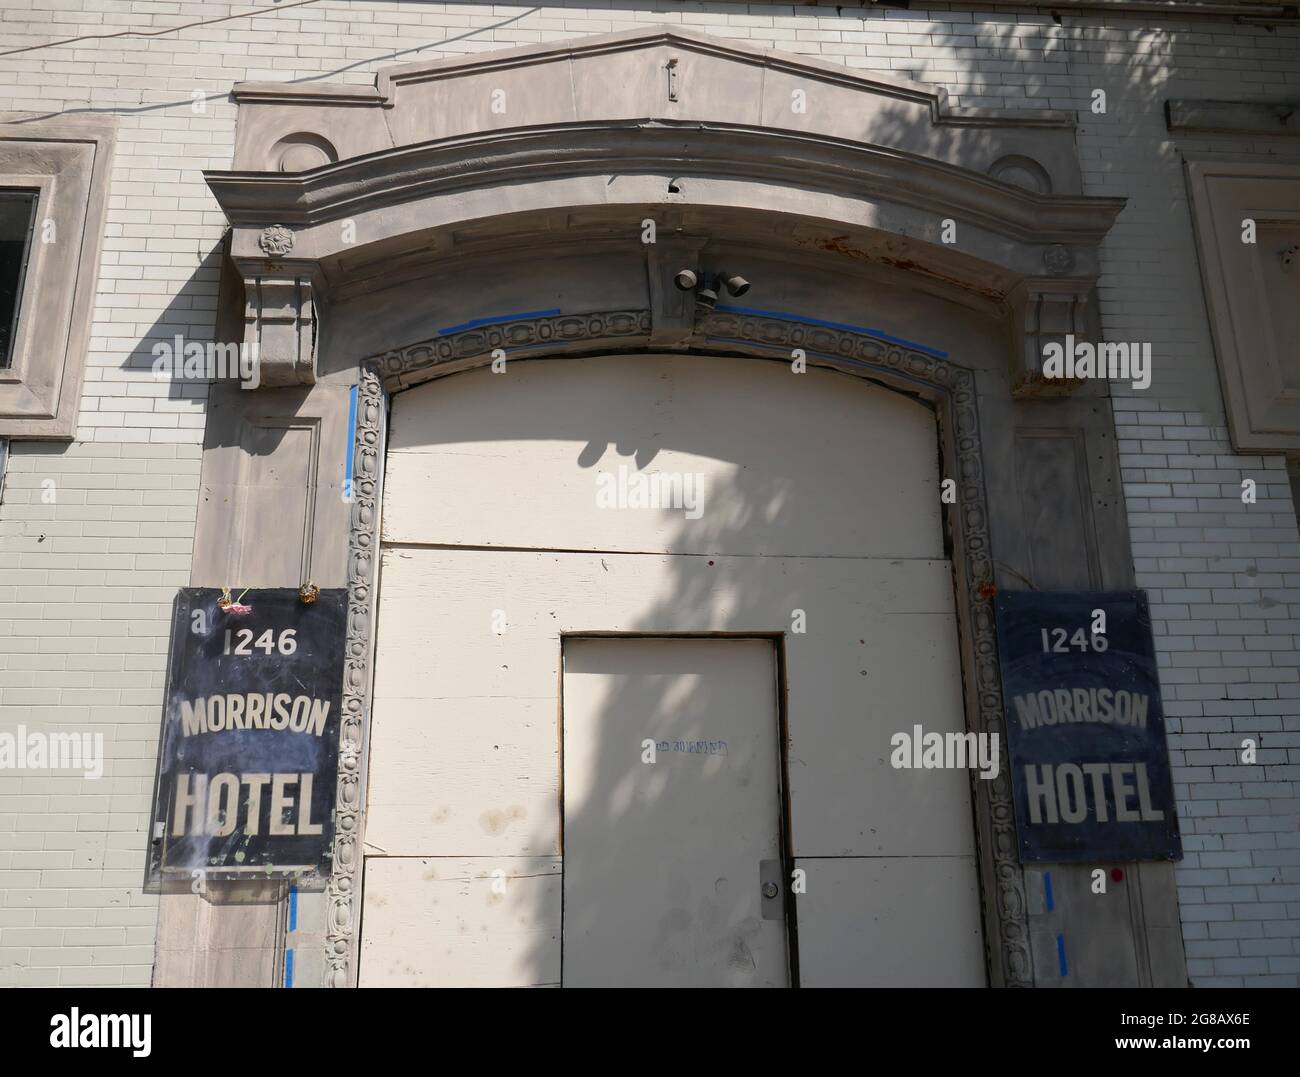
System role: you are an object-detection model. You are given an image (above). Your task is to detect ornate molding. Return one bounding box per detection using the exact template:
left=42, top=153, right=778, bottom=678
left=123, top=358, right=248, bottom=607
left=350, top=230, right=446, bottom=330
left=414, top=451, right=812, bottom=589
left=374, top=310, right=653, bottom=392
left=325, top=361, right=384, bottom=988
left=327, top=309, right=1031, bottom=988
left=258, top=223, right=295, bottom=257
left=1042, top=244, right=1075, bottom=275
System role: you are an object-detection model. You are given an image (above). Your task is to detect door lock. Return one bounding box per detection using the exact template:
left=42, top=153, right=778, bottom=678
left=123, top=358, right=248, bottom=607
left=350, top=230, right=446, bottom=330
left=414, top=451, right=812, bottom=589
left=759, top=860, right=785, bottom=919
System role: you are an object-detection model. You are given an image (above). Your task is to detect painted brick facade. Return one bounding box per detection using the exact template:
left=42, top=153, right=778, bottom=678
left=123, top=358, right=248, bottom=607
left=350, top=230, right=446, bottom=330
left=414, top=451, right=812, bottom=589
left=0, top=1, right=1297, bottom=986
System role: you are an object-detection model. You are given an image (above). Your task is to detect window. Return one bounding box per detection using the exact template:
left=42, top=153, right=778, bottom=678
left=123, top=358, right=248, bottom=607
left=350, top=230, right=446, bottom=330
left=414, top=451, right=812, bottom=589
left=0, top=119, right=114, bottom=439
left=1185, top=159, right=1300, bottom=451
left=0, top=189, right=38, bottom=370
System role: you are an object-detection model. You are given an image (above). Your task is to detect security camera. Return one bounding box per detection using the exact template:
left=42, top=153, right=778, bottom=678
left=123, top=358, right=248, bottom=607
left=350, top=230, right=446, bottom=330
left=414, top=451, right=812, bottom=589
left=722, top=274, right=750, bottom=297
left=674, top=269, right=698, bottom=291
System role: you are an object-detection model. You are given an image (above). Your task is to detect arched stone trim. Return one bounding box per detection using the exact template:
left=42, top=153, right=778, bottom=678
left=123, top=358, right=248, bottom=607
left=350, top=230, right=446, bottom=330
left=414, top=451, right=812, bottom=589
left=211, top=120, right=1118, bottom=245
left=327, top=364, right=384, bottom=988
left=327, top=309, right=1033, bottom=988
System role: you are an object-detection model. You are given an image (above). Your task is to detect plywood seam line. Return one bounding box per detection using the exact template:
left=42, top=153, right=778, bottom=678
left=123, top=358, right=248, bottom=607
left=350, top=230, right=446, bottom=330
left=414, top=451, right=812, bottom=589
left=383, top=542, right=952, bottom=560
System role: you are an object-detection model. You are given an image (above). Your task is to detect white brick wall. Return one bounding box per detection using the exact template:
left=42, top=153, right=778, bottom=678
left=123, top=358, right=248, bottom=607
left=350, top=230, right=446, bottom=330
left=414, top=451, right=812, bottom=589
left=1, top=0, right=1297, bottom=986
left=0, top=442, right=198, bottom=985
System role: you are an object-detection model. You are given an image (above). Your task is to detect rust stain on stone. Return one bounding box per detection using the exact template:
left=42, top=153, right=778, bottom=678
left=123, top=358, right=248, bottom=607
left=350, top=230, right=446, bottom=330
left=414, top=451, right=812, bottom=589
left=797, top=234, right=1001, bottom=300
left=1012, top=372, right=1084, bottom=398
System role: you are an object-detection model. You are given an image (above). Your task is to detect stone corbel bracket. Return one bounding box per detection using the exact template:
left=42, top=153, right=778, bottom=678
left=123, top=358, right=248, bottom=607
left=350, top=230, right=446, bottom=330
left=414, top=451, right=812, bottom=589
left=1007, top=276, right=1093, bottom=398
left=240, top=224, right=318, bottom=387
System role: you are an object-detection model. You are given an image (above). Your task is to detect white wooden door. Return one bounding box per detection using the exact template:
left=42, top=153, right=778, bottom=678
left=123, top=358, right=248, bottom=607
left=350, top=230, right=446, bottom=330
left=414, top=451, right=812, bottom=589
left=561, top=637, right=788, bottom=987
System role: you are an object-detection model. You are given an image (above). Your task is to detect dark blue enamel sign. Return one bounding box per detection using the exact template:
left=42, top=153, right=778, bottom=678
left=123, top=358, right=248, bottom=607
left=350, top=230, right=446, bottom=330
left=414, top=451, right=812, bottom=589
left=146, top=588, right=347, bottom=889
left=994, top=590, right=1181, bottom=863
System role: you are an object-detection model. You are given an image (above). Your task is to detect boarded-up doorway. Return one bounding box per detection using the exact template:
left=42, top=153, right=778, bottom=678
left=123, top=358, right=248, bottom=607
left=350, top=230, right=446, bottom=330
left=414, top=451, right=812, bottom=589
left=358, top=354, right=986, bottom=987
left=562, top=637, right=790, bottom=986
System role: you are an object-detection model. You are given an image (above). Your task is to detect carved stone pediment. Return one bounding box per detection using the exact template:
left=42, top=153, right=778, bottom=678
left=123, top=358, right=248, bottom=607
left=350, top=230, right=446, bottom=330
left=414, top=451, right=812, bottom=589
left=205, top=25, right=1122, bottom=396
left=226, top=26, right=1087, bottom=184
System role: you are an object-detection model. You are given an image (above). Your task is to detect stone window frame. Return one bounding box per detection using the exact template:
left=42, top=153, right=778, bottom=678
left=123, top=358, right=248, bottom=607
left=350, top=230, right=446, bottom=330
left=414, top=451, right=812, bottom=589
left=0, top=117, right=114, bottom=439
left=1184, top=157, right=1300, bottom=452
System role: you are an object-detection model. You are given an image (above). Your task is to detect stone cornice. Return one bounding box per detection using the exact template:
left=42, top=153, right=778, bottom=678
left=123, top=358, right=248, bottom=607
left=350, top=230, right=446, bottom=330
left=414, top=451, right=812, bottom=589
left=1168, top=99, right=1300, bottom=137
left=206, top=119, right=1125, bottom=246
left=228, top=82, right=383, bottom=108
left=937, top=0, right=1296, bottom=16
left=683, top=0, right=1296, bottom=18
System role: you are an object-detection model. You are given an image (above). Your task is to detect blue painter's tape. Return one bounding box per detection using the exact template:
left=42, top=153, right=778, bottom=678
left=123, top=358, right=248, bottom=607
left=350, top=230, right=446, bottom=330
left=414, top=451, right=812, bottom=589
left=713, top=304, right=948, bottom=359
left=288, top=885, right=298, bottom=933
left=1044, top=871, right=1055, bottom=913
left=285, top=948, right=294, bottom=989
left=343, top=383, right=358, bottom=502
left=1056, top=934, right=1068, bottom=978
left=438, top=309, right=561, bottom=336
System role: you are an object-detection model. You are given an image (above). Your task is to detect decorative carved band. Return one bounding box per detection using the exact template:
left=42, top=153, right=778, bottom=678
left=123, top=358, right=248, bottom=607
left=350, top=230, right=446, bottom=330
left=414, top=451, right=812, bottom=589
left=325, top=361, right=384, bottom=987
left=329, top=308, right=1031, bottom=988
left=374, top=310, right=654, bottom=391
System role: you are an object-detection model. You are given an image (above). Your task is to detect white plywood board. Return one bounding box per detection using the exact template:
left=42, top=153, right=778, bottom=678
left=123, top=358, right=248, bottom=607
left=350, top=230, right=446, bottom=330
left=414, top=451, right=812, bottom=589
left=359, top=856, right=560, bottom=987
left=366, top=351, right=977, bottom=983
left=793, top=856, right=985, bottom=987
left=368, top=548, right=972, bottom=859
left=383, top=355, right=942, bottom=558
left=562, top=638, right=787, bottom=986
left=363, top=697, right=559, bottom=857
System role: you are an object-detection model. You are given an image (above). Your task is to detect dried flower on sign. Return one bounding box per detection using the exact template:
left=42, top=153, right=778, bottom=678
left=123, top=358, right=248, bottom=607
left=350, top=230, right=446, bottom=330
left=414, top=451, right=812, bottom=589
left=217, top=586, right=253, bottom=615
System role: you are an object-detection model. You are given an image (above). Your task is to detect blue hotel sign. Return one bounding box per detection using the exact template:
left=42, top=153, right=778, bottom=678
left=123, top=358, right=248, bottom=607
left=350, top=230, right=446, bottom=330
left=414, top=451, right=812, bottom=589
left=146, top=588, right=347, bottom=889
left=994, top=591, right=1182, bottom=864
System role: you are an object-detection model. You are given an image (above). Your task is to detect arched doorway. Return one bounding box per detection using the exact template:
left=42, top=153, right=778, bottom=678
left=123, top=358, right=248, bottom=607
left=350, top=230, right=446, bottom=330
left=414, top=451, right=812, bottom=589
left=185, top=25, right=1180, bottom=989
left=358, top=354, right=984, bottom=987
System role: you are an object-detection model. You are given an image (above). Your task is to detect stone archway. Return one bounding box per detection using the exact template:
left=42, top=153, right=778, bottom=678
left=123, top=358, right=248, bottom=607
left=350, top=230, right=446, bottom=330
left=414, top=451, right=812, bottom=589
left=184, top=25, right=1155, bottom=989
left=335, top=311, right=1020, bottom=987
